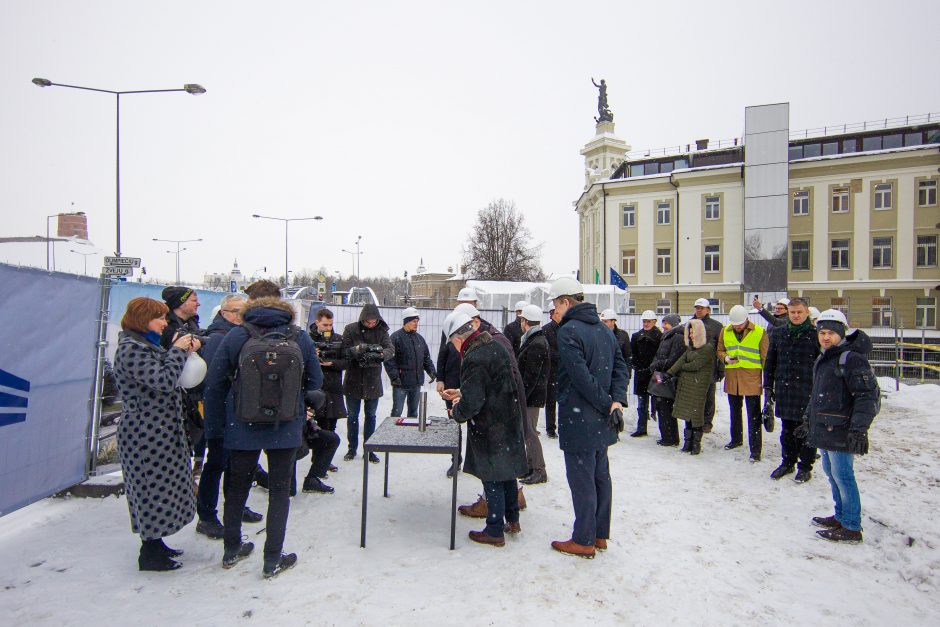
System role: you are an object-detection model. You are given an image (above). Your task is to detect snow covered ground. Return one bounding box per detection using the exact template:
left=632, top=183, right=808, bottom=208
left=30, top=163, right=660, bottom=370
left=1, top=384, right=938, bottom=626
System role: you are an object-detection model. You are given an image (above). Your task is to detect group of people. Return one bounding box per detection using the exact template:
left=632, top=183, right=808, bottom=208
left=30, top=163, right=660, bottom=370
left=112, top=278, right=880, bottom=579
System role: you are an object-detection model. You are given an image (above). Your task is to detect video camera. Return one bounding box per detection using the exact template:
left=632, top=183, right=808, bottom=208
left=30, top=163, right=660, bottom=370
left=314, top=338, right=345, bottom=361
left=355, top=343, right=386, bottom=366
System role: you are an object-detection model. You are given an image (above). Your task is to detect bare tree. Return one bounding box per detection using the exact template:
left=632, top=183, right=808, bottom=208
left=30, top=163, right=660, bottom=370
left=463, top=199, right=544, bottom=281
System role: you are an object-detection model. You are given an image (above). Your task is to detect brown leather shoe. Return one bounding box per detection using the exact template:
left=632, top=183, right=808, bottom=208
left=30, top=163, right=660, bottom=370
left=469, top=530, right=505, bottom=547
left=595, top=538, right=607, bottom=551
left=517, top=486, right=527, bottom=511
left=504, top=521, right=521, bottom=535
left=551, top=539, right=595, bottom=559
left=458, top=494, right=488, bottom=518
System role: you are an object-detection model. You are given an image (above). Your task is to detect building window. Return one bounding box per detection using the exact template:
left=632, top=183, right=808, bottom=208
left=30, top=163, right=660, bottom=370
left=622, top=204, right=636, bottom=228
left=871, top=297, right=892, bottom=328
left=656, top=248, right=671, bottom=274
left=832, top=187, right=850, bottom=213
left=707, top=298, right=720, bottom=315
left=831, top=297, right=849, bottom=315
left=873, top=183, right=893, bottom=210
left=621, top=249, right=636, bottom=276
left=657, top=202, right=671, bottom=225
left=792, top=190, right=809, bottom=216
left=626, top=298, right=637, bottom=314
left=917, top=235, right=938, bottom=267
left=916, top=297, right=937, bottom=329
left=919, top=180, right=938, bottom=207
left=791, top=240, right=810, bottom=271
left=831, top=239, right=850, bottom=269
left=872, top=237, right=893, bottom=269
left=655, top=299, right=672, bottom=315
left=704, top=244, right=720, bottom=273
left=705, top=195, right=720, bottom=220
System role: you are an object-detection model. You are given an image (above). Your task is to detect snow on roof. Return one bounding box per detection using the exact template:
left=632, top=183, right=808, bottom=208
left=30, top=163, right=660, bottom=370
left=790, top=142, right=939, bottom=164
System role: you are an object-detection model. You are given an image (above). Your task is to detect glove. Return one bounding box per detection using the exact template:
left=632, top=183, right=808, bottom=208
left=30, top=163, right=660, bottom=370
left=390, top=378, right=402, bottom=387
left=763, top=388, right=774, bottom=403
left=847, top=431, right=869, bottom=455
left=428, top=374, right=436, bottom=384
left=368, top=344, right=384, bottom=353
left=793, top=420, right=809, bottom=439
left=608, top=407, right=624, bottom=433
left=761, top=400, right=775, bottom=433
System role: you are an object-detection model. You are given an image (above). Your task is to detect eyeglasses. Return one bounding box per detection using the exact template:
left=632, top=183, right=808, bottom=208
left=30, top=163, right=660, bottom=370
left=222, top=309, right=243, bottom=314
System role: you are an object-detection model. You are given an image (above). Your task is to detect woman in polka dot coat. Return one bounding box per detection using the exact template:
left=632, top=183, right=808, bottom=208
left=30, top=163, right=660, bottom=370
left=113, top=297, right=202, bottom=571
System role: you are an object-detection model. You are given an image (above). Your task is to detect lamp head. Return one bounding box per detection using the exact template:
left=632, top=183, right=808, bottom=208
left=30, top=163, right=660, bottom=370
left=183, top=84, right=206, bottom=95
left=32, top=78, right=52, bottom=87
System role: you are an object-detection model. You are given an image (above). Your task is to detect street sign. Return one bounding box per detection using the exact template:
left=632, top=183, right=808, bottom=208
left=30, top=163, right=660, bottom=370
left=331, top=281, right=336, bottom=291
left=102, top=266, right=133, bottom=277
left=103, top=256, right=141, bottom=268
left=317, top=273, right=326, bottom=282
left=229, top=280, right=237, bottom=293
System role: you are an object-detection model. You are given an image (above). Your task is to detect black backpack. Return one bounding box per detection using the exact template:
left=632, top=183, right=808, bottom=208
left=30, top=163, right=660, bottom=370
left=234, top=322, right=305, bottom=427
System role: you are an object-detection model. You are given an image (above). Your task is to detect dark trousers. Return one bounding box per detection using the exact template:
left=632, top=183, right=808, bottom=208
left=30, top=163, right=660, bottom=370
left=225, top=448, right=294, bottom=560
left=545, top=381, right=557, bottom=434
left=655, top=397, right=679, bottom=444
left=728, top=394, right=762, bottom=456
left=390, top=385, right=421, bottom=417
left=524, top=407, right=545, bottom=472
left=704, top=381, right=716, bottom=427
left=781, top=418, right=817, bottom=470
left=482, top=479, right=520, bottom=537
left=196, top=437, right=229, bottom=522
left=345, top=397, right=379, bottom=453
left=563, top=448, right=612, bottom=546
left=305, top=429, right=341, bottom=479
left=315, top=416, right=338, bottom=432
left=636, top=393, right=650, bottom=431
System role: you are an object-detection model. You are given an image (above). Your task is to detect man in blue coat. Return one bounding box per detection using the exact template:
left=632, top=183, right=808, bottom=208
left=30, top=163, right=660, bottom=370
left=204, top=296, right=323, bottom=578
left=549, top=278, right=629, bottom=559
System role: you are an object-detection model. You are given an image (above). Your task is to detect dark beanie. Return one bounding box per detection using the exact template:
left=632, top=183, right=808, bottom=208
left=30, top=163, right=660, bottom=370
left=816, top=319, right=845, bottom=338
left=403, top=315, right=419, bottom=325
left=162, top=286, right=194, bottom=310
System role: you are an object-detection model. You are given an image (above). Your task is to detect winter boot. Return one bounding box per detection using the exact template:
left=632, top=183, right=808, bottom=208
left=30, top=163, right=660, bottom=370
left=139, top=539, right=182, bottom=572
left=222, top=541, right=255, bottom=569
left=794, top=468, right=812, bottom=483
left=518, top=486, right=527, bottom=511
left=157, top=538, right=184, bottom=557
left=812, top=515, right=841, bottom=529
left=242, top=507, right=263, bottom=523
left=458, top=494, right=489, bottom=518
left=252, top=465, right=269, bottom=489
left=680, top=427, right=693, bottom=453
left=551, top=539, right=595, bottom=559
left=770, top=464, right=795, bottom=480
left=690, top=428, right=703, bottom=455
left=196, top=519, right=225, bottom=540
left=816, top=527, right=863, bottom=544
left=263, top=552, right=298, bottom=579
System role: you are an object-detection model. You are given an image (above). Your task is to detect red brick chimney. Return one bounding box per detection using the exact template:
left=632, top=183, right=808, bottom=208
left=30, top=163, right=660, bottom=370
left=58, top=213, right=88, bottom=240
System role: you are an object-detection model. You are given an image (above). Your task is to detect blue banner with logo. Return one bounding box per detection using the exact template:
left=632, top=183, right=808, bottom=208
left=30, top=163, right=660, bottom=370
left=0, top=263, right=101, bottom=516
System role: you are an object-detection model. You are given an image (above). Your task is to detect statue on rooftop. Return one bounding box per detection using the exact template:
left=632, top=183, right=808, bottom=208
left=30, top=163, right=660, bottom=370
left=592, top=78, right=613, bottom=123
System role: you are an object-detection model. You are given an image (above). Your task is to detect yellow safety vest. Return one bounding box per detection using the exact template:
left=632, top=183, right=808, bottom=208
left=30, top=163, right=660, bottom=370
left=723, top=324, right=764, bottom=369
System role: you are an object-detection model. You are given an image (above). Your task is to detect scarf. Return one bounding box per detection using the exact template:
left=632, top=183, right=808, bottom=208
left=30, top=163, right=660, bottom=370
left=787, top=318, right=813, bottom=341
left=459, top=329, right=483, bottom=359
left=143, top=330, right=162, bottom=346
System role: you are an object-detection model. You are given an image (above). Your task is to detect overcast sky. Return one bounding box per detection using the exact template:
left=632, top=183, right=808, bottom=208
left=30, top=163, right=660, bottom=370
left=2, top=0, right=938, bottom=284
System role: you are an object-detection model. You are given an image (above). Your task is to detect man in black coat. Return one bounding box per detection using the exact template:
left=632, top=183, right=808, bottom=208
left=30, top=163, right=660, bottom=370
left=542, top=302, right=561, bottom=438
left=385, top=307, right=436, bottom=418
left=448, top=313, right=528, bottom=548
left=307, top=307, right=348, bottom=485
left=692, top=298, right=725, bottom=433
left=801, top=310, right=879, bottom=544
left=764, top=297, right=819, bottom=483
left=341, top=304, right=394, bottom=463
left=649, top=314, right=685, bottom=446
left=630, top=310, right=663, bottom=439
left=549, top=278, right=628, bottom=559
left=516, top=305, right=549, bottom=485
left=600, top=309, right=633, bottom=432
left=503, top=300, right=528, bottom=354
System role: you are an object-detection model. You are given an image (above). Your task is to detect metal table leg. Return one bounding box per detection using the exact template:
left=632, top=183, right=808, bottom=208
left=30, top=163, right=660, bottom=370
left=450, top=449, right=458, bottom=550
left=383, top=451, right=390, bottom=498
left=360, top=450, right=369, bottom=548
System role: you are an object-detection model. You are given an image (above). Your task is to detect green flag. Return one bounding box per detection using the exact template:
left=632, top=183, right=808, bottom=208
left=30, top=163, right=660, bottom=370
left=594, top=269, right=600, bottom=285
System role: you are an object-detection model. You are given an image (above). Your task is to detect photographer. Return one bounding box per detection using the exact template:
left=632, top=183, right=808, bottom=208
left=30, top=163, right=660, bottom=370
left=341, top=304, right=394, bottom=462
left=297, top=392, right=340, bottom=494
left=308, top=308, right=347, bottom=477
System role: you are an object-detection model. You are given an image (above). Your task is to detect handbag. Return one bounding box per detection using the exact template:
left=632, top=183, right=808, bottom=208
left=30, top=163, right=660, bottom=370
left=647, top=371, right=676, bottom=399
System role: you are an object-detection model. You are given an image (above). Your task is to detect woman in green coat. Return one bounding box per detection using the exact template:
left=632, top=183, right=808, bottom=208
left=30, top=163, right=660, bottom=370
left=668, top=318, right=716, bottom=455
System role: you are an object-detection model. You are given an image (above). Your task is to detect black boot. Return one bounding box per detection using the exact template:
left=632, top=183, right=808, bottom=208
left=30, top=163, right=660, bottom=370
left=252, top=464, right=269, bottom=489
left=156, top=538, right=184, bottom=557
left=690, top=428, right=703, bottom=455
left=139, top=539, right=182, bottom=572
left=679, top=427, right=693, bottom=453
left=263, top=552, right=298, bottom=579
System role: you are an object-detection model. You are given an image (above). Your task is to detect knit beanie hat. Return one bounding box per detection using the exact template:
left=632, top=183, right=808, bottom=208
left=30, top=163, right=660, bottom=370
left=816, top=319, right=845, bottom=338
left=162, top=286, right=194, bottom=309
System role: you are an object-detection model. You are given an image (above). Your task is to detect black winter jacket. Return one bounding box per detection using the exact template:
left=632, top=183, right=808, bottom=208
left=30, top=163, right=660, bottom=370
left=612, top=326, right=633, bottom=385
left=764, top=321, right=819, bottom=421
left=807, top=330, right=879, bottom=454
left=517, top=327, right=550, bottom=407
left=504, top=318, right=524, bottom=354
left=341, top=304, right=395, bottom=400
left=385, top=328, right=436, bottom=388
left=160, top=310, right=201, bottom=350
left=201, top=313, right=237, bottom=371
left=437, top=332, right=461, bottom=389
left=630, top=326, right=663, bottom=395
left=309, top=327, right=349, bottom=419
left=650, top=325, right=686, bottom=376
left=543, top=319, right=560, bottom=383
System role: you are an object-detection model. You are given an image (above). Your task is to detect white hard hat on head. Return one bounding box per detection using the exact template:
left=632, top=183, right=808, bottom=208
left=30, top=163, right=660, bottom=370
left=641, top=310, right=657, bottom=321
left=808, top=306, right=821, bottom=320
left=776, top=297, right=791, bottom=306
left=402, top=307, right=419, bottom=320
left=693, top=298, right=711, bottom=308
left=521, top=304, right=543, bottom=322
left=728, top=304, right=749, bottom=325
left=548, top=277, right=583, bottom=300
left=599, top=308, right=618, bottom=321
left=456, top=287, right=478, bottom=302
left=817, top=309, right=848, bottom=326
left=454, top=302, right=480, bottom=318
left=443, top=311, right=473, bottom=338
left=514, top=300, right=529, bottom=312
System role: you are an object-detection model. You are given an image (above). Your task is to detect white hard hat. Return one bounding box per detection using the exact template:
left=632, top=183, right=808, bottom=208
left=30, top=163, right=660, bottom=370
left=548, top=277, right=583, bottom=300
left=599, top=308, right=618, bottom=321
left=728, top=304, right=749, bottom=325
left=402, top=307, right=419, bottom=320
left=178, top=352, right=207, bottom=389
left=454, top=302, right=480, bottom=318
left=693, top=298, right=711, bottom=308
left=456, top=287, right=478, bottom=302
left=443, top=311, right=473, bottom=338
left=808, top=306, right=821, bottom=320
left=514, top=300, right=529, bottom=312
left=817, top=309, right=848, bottom=326
left=521, top=304, right=543, bottom=322
left=640, top=310, right=657, bottom=321
left=776, top=297, right=791, bottom=306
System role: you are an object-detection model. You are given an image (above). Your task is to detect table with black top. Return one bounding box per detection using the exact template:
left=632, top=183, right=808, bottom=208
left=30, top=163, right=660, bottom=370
left=361, top=416, right=460, bottom=549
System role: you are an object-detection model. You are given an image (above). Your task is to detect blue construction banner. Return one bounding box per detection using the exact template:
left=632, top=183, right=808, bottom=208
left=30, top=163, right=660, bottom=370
left=0, top=263, right=101, bottom=516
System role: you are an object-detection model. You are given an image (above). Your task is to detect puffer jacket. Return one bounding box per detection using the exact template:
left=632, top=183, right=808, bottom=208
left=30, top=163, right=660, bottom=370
left=668, top=319, right=716, bottom=427
left=342, top=304, right=394, bottom=399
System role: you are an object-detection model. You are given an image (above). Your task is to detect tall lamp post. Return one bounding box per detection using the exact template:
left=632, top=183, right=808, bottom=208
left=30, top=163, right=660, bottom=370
left=47, top=210, right=85, bottom=270
left=69, top=249, right=98, bottom=275
left=341, top=235, right=363, bottom=278
left=32, top=78, right=206, bottom=257
left=252, top=214, right=323, bottom=287
left=153, top=237, right=202, bottom=285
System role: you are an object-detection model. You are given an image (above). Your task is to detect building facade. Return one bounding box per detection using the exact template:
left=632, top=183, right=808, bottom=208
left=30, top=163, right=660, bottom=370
left=576, top=111, right=940, bottom=330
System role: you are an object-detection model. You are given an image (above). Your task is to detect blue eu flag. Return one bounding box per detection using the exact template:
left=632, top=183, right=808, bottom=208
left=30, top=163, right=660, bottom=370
left=609, top=267, right=628, bottom=290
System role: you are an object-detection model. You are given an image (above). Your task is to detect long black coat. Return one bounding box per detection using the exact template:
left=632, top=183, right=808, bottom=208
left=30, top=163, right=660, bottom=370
left=451, top=332, right=528, bottom=481
left=697, top=313, right=725, bottom=381
left=436, top=332, right=461, bottom=389
left=630, top=326, right=663, bottom=395
left=543, top=319, right=559, bottom=380
left=807, top=331, right=879, bottom=454
left=342, top=304, right=394, bottom=400
left=612, top=326, right=633, bottom=387
left=504, top=318, right=524, bottom=354
left=650, top=325, right=686, bottom=375
left=309, top=328, right=349, bottom=419
left=764, top=322, right=819, bottom=421
left=517, top=327, right=550, bottom=407
left=385, top=328, right=436, bottom=387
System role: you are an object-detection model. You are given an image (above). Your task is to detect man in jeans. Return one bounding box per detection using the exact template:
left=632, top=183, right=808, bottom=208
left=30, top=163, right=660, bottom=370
left=385, top=307, right=436, bottom=417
